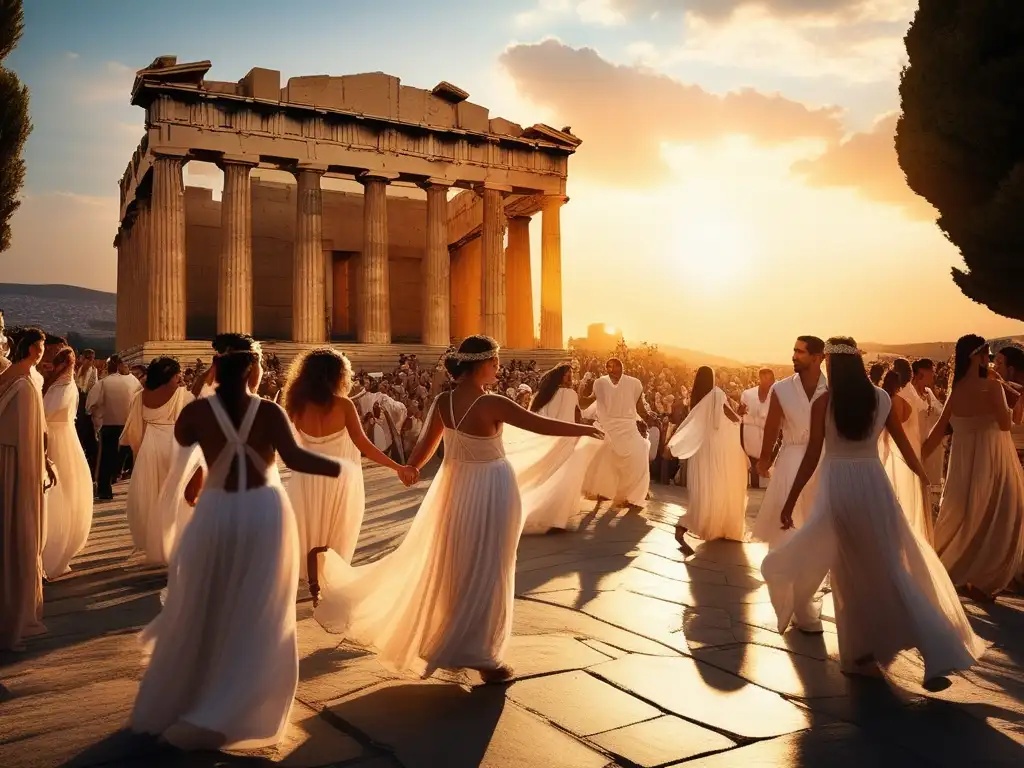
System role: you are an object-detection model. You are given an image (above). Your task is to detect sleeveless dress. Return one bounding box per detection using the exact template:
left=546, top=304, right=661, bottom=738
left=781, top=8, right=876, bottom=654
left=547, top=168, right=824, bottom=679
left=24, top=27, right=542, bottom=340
left=287, top=426, right=365, bottom=575
left=122, top=387, right=193, bottom=565
left=314, top=396, right=521, bottom=677
left=934, top=401, right=1024, bottom=594
left=760, top=388, right=984, bottom=681
left=130, top=396, right=300, bottom=750
left=41, top=378, right=93, bottom=577
left=510, top=388, right=602, bottom=534
left=667, top=387, right=748, bottom=542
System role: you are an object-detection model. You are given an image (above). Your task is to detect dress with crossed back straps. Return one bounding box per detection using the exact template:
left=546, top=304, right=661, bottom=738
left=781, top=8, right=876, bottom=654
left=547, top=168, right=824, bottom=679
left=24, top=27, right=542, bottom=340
left=761, top=387, right=984, bottom=680
left=314, top=392, right=523, bottom=677
left=131, top=394, right=301, bottom=750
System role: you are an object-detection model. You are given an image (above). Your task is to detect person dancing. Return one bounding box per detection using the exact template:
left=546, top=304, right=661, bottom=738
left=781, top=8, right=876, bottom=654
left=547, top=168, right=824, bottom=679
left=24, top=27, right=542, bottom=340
left=310, top=336, right=602, bottom=682
left=761, top=337, right=984, bottom=682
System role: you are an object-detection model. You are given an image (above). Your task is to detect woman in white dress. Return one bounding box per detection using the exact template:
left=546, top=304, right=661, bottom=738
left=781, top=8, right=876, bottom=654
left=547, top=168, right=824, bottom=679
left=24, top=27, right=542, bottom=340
left=513, top=363, right=601, bottom=534
left=879, top=360, right=933, bottom=544
left=131, top=348, right=342, bottom=751
left=761, top=337, right=984, bottom=683
left=923, top=335, right=1024, bottom=601
left=310, top=336, right=603, bottom=681
left=667, top=366, right=748, bottom=544
left=121, top=358, right=194, bottom=565
left=40, top=349, right=93, bottom=577
left=283, top=348, right=408, bottom=575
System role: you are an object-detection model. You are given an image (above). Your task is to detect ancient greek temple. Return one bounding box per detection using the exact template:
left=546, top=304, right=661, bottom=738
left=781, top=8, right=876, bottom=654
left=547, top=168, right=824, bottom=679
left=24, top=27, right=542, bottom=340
left=115, top=56, right=579, bottom=366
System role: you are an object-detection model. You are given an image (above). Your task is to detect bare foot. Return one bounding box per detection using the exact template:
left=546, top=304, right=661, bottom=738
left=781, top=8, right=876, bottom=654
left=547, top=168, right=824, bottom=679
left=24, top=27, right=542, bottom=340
left=479, top=664, right=514, bottom=684
left=675, top=525, right=695, bottom=557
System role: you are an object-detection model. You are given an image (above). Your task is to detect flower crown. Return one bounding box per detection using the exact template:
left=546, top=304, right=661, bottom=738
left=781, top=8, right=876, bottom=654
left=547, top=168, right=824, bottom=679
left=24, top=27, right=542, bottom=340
left=447, top=345, right=500, bottom=363
left=824, top=342, right=862, bottom=356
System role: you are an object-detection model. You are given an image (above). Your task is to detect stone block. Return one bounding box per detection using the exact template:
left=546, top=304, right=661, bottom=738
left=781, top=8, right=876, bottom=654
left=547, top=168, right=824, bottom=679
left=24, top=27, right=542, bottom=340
left=233, top=700, right=364, bottom=767
left=457, top=101, right=489, bottom=133
left=283, top=75, right=343, bottom=109
left=202, top=79, right=239, bottom=95
left=398, top=85, right=427, bottom=124
left=502, top=634, right=612, bottom=678
left=239, top=67, right=281, bottom=100
left=488, top=117, right=523, bottom=137
left=692, top=643, right=850, bottom=699
left=507, top=670, right=660, bottom=737
left=589, top=715, right=734, bottom=767
left=341, top=73, right=399, bottom=119
left=424, top=94, right=456, bottom=128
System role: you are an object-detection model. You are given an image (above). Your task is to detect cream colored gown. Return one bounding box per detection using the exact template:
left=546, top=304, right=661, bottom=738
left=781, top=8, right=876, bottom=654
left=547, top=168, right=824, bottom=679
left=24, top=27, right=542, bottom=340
left=880, top=385, right=933, bottom=544
left=41, top=377, right=93, bottom=577
left=761, top=388, right=985, bottom=680
left=131, top=396, right=299, bottom=749
left=314, top=397, right=522, bottom=677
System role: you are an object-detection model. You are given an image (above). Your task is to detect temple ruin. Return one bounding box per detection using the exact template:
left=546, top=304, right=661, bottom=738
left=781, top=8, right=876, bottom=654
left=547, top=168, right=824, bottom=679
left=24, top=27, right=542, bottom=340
left=114, top=56, right=580, bottom=367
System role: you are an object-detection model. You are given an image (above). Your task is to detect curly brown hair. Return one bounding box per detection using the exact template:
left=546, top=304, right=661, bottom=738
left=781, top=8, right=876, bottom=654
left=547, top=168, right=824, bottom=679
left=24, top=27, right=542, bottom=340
left=282, top=347, right=353, bottom=419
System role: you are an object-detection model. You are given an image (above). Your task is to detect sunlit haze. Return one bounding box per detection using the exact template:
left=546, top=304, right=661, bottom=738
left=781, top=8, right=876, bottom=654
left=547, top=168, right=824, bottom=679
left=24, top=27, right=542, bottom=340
left=4, top=0, right=1021, bottom=362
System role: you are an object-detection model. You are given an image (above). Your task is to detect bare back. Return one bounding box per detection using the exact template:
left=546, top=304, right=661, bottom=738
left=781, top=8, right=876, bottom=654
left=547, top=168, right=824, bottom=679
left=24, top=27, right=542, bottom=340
left=949, top=378, right=1002, bottom=419
left=438, top=390, right=504, bottom=437
left=291, top=397, right=349, bottom=438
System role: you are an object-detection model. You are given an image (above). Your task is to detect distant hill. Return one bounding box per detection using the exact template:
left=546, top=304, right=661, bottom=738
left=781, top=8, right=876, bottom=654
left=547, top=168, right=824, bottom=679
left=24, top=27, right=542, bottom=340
left=0, top=283, right=116, bottom=347
left=656, top=345, right=751, bottom=370
left=861, top=336, right=1024, bottom=362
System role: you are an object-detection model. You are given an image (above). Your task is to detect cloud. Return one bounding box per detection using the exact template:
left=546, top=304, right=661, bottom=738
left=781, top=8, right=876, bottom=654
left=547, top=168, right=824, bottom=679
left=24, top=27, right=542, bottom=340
left=610, top=0, right=911, bottom=23
left=75, top=61, right=135, bottom=104
left=792, top=113, right=934, bottom=220
left=500, top=39, right=843, bottom=185
left=64, top=51, right=80, bottom=60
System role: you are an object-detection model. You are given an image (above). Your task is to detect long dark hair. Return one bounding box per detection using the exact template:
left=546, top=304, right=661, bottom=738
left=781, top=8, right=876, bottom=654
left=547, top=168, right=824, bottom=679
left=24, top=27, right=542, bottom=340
left=951, top=334, right=987, bottom=388
left=215, top=350, right=259, bottom=393
left=144, top=357, right=180, bottom=390
left=868, top=362, right=886, bottom=385
left=881, top=358, right=911, bottom=397
left=827, top=336, right=877, bottom=441
left=13, top=327, right=45, bottom=362
left=283, top=347, right=353, bottom=419
left=445, top=335, right=498, bottom=379
left=690, top=366, right=715, bottom=409
left=531, top=363, right=571, bottom=413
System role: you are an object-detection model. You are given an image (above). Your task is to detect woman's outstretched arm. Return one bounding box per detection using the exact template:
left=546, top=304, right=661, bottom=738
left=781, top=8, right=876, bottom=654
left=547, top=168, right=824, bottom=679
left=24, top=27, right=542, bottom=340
left=270, top=404, right=342, bottom=477
left=779, top=393, right=827, bottom=529
left=338, top=397, right=404, bottom=471
left=493, top=395, right=604, bottom=439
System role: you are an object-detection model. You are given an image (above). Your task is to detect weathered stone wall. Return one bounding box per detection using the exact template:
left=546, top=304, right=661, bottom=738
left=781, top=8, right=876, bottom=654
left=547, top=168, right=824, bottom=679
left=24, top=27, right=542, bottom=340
left=184, top=181, right=428, bottom=341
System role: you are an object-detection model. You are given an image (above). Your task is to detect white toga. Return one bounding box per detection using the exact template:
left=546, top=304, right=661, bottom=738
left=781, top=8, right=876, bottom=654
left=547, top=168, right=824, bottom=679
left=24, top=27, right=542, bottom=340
left=582, top=374, right=650, bottom=507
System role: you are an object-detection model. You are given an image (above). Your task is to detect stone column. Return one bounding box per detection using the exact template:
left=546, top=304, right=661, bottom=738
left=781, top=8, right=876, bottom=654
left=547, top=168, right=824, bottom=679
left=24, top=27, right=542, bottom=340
left=114, top=229, right=125, bottom=350
left=420, top=179, right=452, bottom=346
left=218, top=156, right=256, bottom=334
left=292, top=164, right=327, bottom=343
left=480, top=184, right=509, bottom=345
left=540, top=195, right=565, bottom=349
left=135, top=198, right=151, bottom=347
left=505, top=215, right=534, bottom=349
left=148, top=151, right=188, bottom=342
left=358, top=171, right=398, bottom=344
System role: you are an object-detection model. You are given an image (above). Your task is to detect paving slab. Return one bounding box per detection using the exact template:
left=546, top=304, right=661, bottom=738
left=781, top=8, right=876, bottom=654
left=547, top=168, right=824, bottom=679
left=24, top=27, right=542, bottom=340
left=502, top=633, right=613, bottom=678
left=692, top=642, right=851, bottom=699
left=325, top=680, right=610, bottom=768
left=507, top=670, right=661, bottom=736
left=680, top=722, right=929, bottom=767
left=591, top=654, right=812, bottom=739
left=232, top=701, right=364, bottom=767
left=589, top=714, right=735, bottom=767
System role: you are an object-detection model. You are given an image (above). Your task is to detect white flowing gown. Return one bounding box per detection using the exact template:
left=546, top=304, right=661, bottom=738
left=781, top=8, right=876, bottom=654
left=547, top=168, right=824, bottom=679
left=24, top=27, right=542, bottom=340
left=582, top=375, right=650, bottom=507
left=668, top=388, right=748, bottom=542
left=761, top=388, right=985, bottom=680
left=122, top=387, right=194, bottom=565
left=287, top=427, right=364, bottom=576
left=131, top=396, right=299, bottom=750
left=510, top=388, right=602, bottom=534
left=314, top=397, right=522, bottom=678
left=752, top=373, right=828, bottom=546
left=933, top=390, right=1024, bottom=595
left=880, top=386, right=933, bottom=544
left=41, top=377, right=93, bottom=577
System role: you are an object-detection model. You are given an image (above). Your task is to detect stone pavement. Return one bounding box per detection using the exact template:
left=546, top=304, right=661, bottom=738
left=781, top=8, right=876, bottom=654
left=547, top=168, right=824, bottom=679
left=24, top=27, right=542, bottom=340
left=2, top=464, right=1023, bottom=768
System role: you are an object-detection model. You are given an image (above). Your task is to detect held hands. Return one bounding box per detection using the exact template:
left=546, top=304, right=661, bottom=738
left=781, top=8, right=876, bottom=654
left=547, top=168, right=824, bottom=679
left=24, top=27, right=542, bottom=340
left=779, top=502, right=794, bottom=530
left=44, top=459, right=58, bottom=490
left=756, top=457, right=772, bottom=477
left=397, top=465, right=420, bottom=487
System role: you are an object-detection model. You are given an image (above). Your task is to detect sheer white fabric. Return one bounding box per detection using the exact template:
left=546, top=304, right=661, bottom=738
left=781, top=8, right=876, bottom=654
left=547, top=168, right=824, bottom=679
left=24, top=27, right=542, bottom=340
left=751, top=373, right=828, bottom=546
left=761, top=388, right=985, bottom=680
left=314, top=397, right=521, bottom=677
left=287, top=427, right=364, bottom=575
left=582, top=375, right=650, bottom=506
left=934, top=395, right=1024, bottom=594
left=879, top=386, right=933, bottom=544
left=41, top=379, right=93, bottom=577
left=122, top=387, right=194, bottom=565
left=131, top=396, right=299, bottom=750
left=507, top=389, right=601, bottom=534
left=667, top=388, right=748, bottom=541
left=740, top=387, right=771, bottom=459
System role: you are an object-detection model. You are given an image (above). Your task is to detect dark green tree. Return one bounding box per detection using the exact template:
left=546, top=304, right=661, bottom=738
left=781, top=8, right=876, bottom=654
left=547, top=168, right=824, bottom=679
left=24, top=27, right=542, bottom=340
left=896, top=0, right=1024, bottom=320
left=0, top=0, right=30, bottom=253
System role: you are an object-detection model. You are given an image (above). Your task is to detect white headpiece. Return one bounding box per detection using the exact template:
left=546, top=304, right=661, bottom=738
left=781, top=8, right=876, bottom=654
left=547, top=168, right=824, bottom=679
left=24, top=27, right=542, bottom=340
left=448, top=345, right=500, bottom=363
left=824, top=342, right=862, bottom=356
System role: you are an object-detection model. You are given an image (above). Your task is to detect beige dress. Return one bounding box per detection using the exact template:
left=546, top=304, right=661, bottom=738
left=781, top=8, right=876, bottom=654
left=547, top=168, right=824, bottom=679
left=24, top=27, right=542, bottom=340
left=0, top=374, right=48, bottom=650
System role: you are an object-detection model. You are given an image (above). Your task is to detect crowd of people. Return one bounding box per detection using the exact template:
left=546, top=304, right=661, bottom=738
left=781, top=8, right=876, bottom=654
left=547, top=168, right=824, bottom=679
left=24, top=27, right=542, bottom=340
left=1, top=322, right=1022, bottom=754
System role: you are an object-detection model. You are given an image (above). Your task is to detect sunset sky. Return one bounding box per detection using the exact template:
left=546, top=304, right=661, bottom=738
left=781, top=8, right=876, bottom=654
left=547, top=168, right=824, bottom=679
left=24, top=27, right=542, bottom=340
left=5, top=0, right=1021, bottom=362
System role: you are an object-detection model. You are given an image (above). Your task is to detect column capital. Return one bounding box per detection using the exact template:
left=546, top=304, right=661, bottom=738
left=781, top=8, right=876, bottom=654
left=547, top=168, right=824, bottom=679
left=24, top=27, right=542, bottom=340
left=295, top=162, right=329, bottom=175
left=474, top=182, right=513, bottom=195
left=219, top=154, right=259, bottom=168
left=541, top=194, right=569, bottom=209
left=151, top=147, right=191, bottom=160
left=418, top=177, right=455, bottom=191
left=359, top=170, right=400, bottom=184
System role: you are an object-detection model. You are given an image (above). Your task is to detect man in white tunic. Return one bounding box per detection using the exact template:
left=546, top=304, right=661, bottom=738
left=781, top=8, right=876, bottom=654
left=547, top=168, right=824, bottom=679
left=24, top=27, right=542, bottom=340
left=581, top=358, right=653, bottom=508
left=739, top=368, right=774, bottom=488
left=752, top=337, right=828, bottom=549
